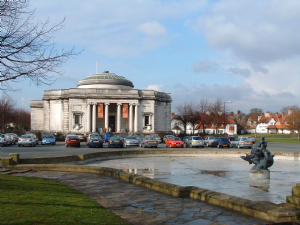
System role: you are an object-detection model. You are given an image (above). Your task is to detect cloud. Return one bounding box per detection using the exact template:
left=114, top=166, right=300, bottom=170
left=227, top=67, right=251, bottom=78
left=186, top=1, right=300, bottom=66
left=145, top=84, right=164, bottom=92
left=137, top=21, right=167, bottom=36
left=193, top=59, right=220, bottom=73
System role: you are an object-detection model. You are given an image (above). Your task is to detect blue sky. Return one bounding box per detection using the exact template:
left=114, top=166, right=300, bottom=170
left=9, top=0, right=300, bottom=114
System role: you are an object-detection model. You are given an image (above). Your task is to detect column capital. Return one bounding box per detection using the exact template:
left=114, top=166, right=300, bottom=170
left=105, top=102, right=110, bottom=106
left=117, top=103, right=123, bottom=106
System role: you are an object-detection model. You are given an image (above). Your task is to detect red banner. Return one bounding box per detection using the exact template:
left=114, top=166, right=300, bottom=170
left=97, top=103, right=103, bottom=118
left=123, top=103, right=128, bottom=118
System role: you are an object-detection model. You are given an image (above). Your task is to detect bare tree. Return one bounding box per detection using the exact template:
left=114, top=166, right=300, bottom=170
left=174, top=101, right=195, bottom=134
left=195, top=98, right=210, bottom=134
left=210, top=98, right=223, bottom=134
left=0, top=1, right=81, bottom=90
left=249, top=108, right=263, bottom=138
left=286, top=106, right=300, bottom=140
left=0, top=95, right=16, bottom=133
left=14, top=108, right=31, bottom=132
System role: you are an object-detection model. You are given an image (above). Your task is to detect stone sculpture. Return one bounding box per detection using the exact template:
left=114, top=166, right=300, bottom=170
left=240, top=137, right=274, bottom=170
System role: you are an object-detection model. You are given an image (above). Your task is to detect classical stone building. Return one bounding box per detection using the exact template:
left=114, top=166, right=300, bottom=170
left=31, top=71, right=172, bottom=135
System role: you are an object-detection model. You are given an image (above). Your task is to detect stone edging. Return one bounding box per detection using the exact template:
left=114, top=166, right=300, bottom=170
left=3, top=149, right=300, bottom=222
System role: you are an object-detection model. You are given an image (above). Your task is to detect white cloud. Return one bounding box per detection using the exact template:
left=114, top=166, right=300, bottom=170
left=145, top=84, right=164, bottom=92
left=137, top=21, right=167, bottom=36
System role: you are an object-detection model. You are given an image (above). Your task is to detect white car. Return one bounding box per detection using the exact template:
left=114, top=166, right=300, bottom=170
left=18, top=134, right=37, bottom=147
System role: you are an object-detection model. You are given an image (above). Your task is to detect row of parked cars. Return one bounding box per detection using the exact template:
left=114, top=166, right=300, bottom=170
left=0, top=133, right=19, bottom=146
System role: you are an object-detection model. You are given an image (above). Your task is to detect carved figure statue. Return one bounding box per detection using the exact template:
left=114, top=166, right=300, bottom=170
left=240, top=137, right=274, bottom=170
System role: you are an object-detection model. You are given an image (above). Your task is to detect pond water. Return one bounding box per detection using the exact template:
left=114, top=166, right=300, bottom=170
left=86, top=155, right=300, bottom=204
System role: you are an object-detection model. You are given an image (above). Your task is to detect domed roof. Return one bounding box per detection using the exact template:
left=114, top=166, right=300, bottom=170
left=78, top=71, right=134, bottom=89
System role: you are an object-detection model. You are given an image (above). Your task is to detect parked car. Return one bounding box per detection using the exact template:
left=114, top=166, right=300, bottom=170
left=139, top=136, right=158, bottom=148
left=87, top=133, right=101, bottom=145
left=7, top=133, right=19, bottom=143
left=216, top=137, right=230, bottom=148
left=182, top=136, right=190, bottom=144
left=153, top=136, right=162, bottom=144
left=87, top=135, right=103, bottom=148
left=123, top=136, right=139, bottom=147
left=5, top=133, right=15, bottom=145
left=136, top=135, right=144, bottom=141
left=246, top=136, right=256, bottom=144
left=29, top=133, right=39, bottom=145
left=65, top=134, right=80, bottom=148
left=165, top=136, right=184, bottom=148
left=42, top=134, right=56, bottom=145
left=104, top=132, right=114, bottom=142
left=185, top=136, right=205, bottom=148
left=163, top=135, right=174, bottom=144
left=108, top=136, right=123, bottom=148
left=18, top=134, right=37, bottom=147
left=0, top=134, right=9, bottom=147
left=231, top=137, right=254, bottom=149
left=204, top=136, right=218, bottom=147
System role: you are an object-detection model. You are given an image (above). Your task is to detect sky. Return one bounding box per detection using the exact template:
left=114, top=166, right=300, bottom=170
left=8, top=0, right=300, bottom=114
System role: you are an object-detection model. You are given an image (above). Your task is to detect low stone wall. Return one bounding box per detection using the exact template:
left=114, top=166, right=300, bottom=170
left=2, top=149, right=299, bottom=165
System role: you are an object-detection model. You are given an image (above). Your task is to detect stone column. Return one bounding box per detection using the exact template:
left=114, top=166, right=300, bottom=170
left=43, top=100, right=50, bottom=131
left=117, top=103, right=122, bottom=133
left=92, top=103, right=97, bottom=132
left=87, top=103, right=91, bottom=132
left=105, top=103, right=110, bottom=130
left=129, top=104, right=133, bottom=132
left=134, top=104, right=139, bottom=132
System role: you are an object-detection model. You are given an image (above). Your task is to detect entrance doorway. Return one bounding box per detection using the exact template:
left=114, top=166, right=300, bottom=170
left=109, top=116, right=116, bottom=132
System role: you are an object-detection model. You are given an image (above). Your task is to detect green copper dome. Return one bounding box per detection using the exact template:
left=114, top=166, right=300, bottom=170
left=78, top=71, right=134, bottom=89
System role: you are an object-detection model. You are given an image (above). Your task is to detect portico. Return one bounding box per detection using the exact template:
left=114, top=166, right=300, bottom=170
left=31, top=71, right=172, bottom=135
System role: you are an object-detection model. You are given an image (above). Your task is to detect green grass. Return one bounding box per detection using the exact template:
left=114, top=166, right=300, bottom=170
left=0, top=174, right=131, bottom=225
left=239, top=134, right=300, bottom=144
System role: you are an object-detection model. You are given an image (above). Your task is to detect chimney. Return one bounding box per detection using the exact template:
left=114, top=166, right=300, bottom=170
left=282, top=111, right=285, bottom=115
left=288, top=108, right=293, bottom=115
left=230, top=112, right=234, bottom=116
left=262, top=112, right=265, bottom=116
left=237, top=110, right=240, bottom=115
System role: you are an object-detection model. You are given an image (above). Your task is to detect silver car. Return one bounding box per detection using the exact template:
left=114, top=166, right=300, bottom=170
left=5, top=133, right=15, bottom=145
left=153, top=136, right=162, bottom=144
left=204, top=136, right=218, bottom=147
left=123, top=136, right=139, bottom=147
left=230, top=137, right=253, bottom=149
left=185, top=136, right=205, bottom=148
left=18, top=134, right=37, bottom=147
left=0, top=134, right=9, bottom=147
left=139, top=136, right=158, bottom=148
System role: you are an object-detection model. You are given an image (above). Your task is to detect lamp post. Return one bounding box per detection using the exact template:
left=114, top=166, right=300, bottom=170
left=224, top=101, right=231, bottom=134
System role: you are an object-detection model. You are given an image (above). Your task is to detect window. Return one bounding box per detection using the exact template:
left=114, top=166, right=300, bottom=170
left=276, top=122, right=280, bottom=125
left=144, top=115, right=149, bottom=126
left=75, top=115, right=80, bottom=125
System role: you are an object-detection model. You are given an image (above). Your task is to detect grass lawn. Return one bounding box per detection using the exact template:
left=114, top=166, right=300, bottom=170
left=0, top=174, right=131, bottom=225
left=239, top=134, right=300, bottom=144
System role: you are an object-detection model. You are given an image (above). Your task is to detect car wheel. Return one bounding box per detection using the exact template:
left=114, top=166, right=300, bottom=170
left=202, top=146, right=204, bottom=148
left=238, top=144, right=241, bottom=149
left=88, top=145, right=91, bottom=148
left=185, top=143, right=188, bottom=148
left=166, top=144, right=168, bottom=148
left=66, top=145, right=68, bottom=148
left=31, top=143, right=34, bottom=147
left=155, top=146, right=157, bottom=148
left=18, top=144, right=21, bottom=147
left=108, top=145, right=111, bottom=148
left=227, top=145, right=230, bottom=148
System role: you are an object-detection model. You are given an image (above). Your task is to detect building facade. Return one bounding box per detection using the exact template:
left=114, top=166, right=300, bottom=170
left=31, top=71, right=172, bottom=135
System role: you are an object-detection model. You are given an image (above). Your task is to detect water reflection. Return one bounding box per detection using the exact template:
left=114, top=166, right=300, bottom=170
left=200, top=170, right=227, bottom=177
left=249, top=179, right=270, bottom=192
left=123, top=168, right=171, bottom=179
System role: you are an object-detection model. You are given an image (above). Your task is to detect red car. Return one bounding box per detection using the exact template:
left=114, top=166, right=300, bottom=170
left=165, top=137, right=184, bottom=148
left=65, top=134, right=80, bottom=148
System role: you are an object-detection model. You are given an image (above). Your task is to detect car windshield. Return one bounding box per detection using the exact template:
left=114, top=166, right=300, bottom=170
left=230, top=137, right=237, bottom=141
left=146, top=137, right=155, bottom=140
left=153, top=136, right=160, bottom=139
left=43, top=135, right=54, bottom=138
left=21, top=135, right=31, bottom=138
left=219, top=138, right=228, bottom=141
left=111, top=137, right=121, bottom=140
left=192, top=137, right=202, bottom=140
left=171, top=137, right=181, bottom=141
left=241, top=138, right=249, bottom=141
left=1, top=134, right=5, bottom=138
left=68, top=136, right=78, bottom=139
left=91, top=136, right=101, bottom=140
left=106, top=133, right=113, bottom=137
left=126, top=136, right=136, bottom=139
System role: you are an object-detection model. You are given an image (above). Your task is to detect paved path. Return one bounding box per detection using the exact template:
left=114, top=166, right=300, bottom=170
left=15, top=171, right=271, bottom=225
